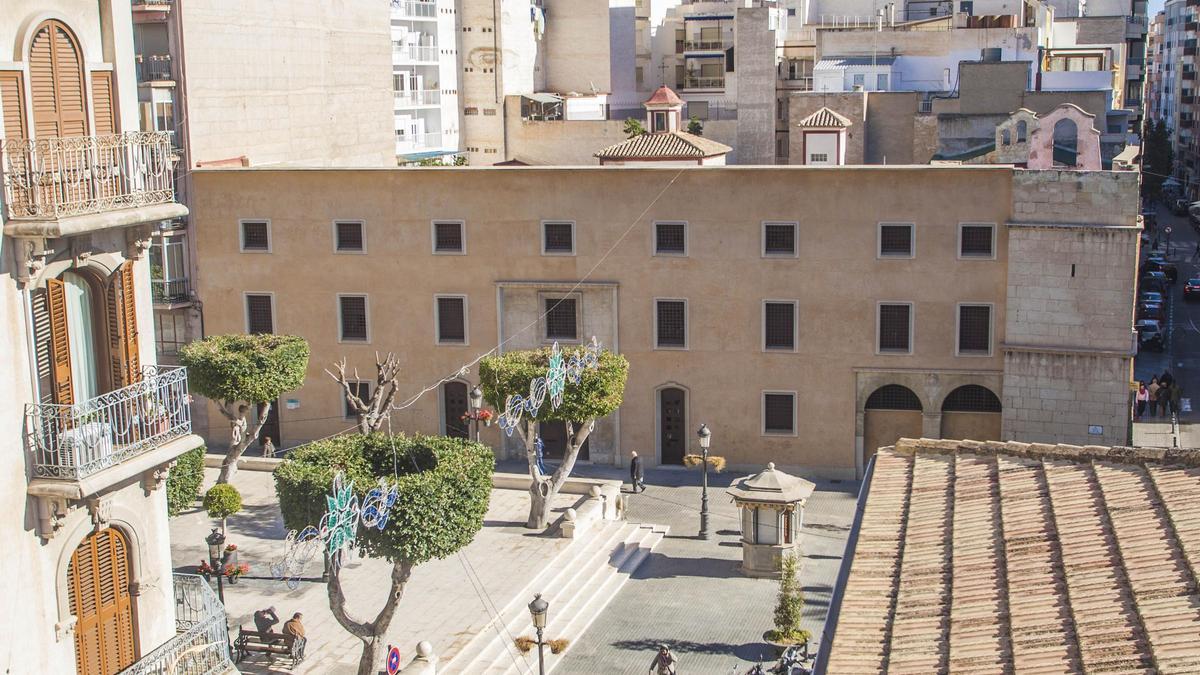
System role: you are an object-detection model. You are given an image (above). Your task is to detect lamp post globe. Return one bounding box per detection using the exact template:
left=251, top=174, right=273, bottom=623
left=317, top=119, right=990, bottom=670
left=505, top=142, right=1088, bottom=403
left=469, top=386, right=484, bottom=410
left=528, top=594, right=549, bottom=675
left=205, top=527, right=226, bottom=604
left=697, top=424, right=711, bottom=540
left=469, top=386, right=484, bottom=441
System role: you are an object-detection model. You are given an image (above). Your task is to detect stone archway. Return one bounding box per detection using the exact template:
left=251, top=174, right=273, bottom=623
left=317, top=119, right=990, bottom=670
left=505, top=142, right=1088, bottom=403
left=863, top=384, right=924, bottom=465
left=939, top=384, right=1002, bottom=441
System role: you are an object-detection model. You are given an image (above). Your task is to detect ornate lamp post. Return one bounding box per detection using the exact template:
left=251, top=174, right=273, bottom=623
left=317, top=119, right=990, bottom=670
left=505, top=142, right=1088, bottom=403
left=469, top=386, right=485, bottom=442
left=205, top=527, right=227, bottom=604
left=527, top=593, right=549, bottom=675
left=697, top=423, right=711, bottom=540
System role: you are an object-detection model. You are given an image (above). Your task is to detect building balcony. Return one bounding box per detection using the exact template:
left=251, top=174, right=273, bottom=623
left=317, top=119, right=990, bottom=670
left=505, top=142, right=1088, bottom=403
left=394, top=89, right=441, bottom=107
left=781, top=75, right=813, bottom=90
left=136, top=54, right=173, bottom=83
left=2, top=131, right=187, bottom=238
left=123, top=574, right=235, bottom=675
left=683, top=40, right=729, bottom=52
left=390, top=0, right=437, bottom=20
left=26, top=366, right=200, bottom=501
left=392, top=44, right=439, bottom=63
left=152, top=277, right=191, bottom=306
left=1127, top=16, right=1148, bottom=38
left=131, top=0, right=171, bottom=20
left=682, top=76, right=725, bottom=90
left=397, top=132, right=446, bottom=151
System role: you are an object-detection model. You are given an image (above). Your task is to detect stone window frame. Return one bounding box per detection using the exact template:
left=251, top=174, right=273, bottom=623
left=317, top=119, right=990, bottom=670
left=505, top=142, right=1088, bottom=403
left=955, top=302, right=994, bottom=357
left=332, top=219, right=366, bottom=255
left=762, top=299, right=799, bottom=352
left=652, top=221, right=688, bottom=257
left=761, top=390, right=798, bottom=437
left=539, top=292, right=582, bottom=344
left=876, top=301, right=914, bottom=355
left=243, top=291, right=276, bottom=335
left=877, top=222, right=915, bottom=259
left=343, top=380, right=370, bottom=419
left=434, top=293, right=469, bottom=346
left=541, top=220, right=577, bottom=256
left=957, top=222, right=997, bottom=260
left=431, top=220, right=467, bottom=255
left=653, top=297, right=689, bottom=350
left=761, top=220, right=799, bottom=258
left=238, top=219, right=272, bottom=253
left=336, top=293, right=371, bottom=344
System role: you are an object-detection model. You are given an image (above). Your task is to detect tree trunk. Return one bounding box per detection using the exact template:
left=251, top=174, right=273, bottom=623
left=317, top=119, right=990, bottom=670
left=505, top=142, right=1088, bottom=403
left=326, top=558, right=415, bottom=675
left=216, top=401, right=271, bottom=484
left=523, top=419, right=594, bottom=530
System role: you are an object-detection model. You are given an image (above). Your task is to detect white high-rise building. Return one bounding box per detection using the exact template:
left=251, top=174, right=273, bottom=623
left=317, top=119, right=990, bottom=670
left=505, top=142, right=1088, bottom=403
left=391, top=0, right=462, bottom=159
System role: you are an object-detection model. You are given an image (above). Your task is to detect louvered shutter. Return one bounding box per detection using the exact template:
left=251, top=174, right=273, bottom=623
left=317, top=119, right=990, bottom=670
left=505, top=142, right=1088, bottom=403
left=106, top=262, right=141, bottom=388
left=70, top=529, right=137, bottom=675
left=46, top=278, right=74, bottom=406
left=0, top=70, right=27, bottom=140
left=90, top=70, right=116, bottom=135
left=29, top=21, right=88, bottom=138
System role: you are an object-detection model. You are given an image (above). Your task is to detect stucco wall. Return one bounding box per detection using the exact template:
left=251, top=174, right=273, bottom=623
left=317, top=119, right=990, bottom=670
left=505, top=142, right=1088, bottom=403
left=178, top=0, right=395, bottom=167
left=544, top=0, right=611, bottom=94
left=864, top=92, right=920, bottom=164
left=504, top=96, right=627, bottom=165
left=787, top=93, right=865, bottom=165
left=735, top=7, right=777, bottom=165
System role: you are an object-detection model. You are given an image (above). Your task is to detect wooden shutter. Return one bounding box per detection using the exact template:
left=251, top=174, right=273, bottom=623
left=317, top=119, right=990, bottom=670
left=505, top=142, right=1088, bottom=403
left=70, top=528, right=137, bottom=675
left=106, top=262, right=141, bottom=388
left=46, top=278, right=75, bottom=406
left=29, top=21, right=88, bottom=139
left=0, top=70, right=27, bottom=140
left=90, top=71, right=116, bottom=135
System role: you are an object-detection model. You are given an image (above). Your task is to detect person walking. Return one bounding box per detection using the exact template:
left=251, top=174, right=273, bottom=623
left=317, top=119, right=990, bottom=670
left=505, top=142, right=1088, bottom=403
left=1149, top=377, right=1161, bottom=417
left=535, top=437, right=548, bottom=475
left=649, top=644, right=677, bottom=675
left=1136, top=382, right=1149, bottom=420
left=630, top=451, right=645, bottom=493
left=1171, top=382, right=1184, bottom=418
left=1162, top=370, right=1174, bottom=388
left=1158, top=383, right=1172, bottom=418
left=1192, top=240, right=1200, bottom=261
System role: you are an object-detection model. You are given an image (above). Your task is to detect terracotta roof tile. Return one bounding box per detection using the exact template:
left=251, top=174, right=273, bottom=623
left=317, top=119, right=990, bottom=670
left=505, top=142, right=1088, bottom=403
left=796, top=107, right=852, bottom=129
left=594, top=131, right=731, bottom=160
left=645, top=85, right=684, bottom=107
left=823, top=439, right=1200, bottom=674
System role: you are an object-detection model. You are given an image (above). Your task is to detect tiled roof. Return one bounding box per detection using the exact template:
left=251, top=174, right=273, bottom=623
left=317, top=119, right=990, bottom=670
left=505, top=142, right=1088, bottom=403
left=814, top=56, right=898, bottom=69
left=645, top=85, right=684, bottom=107
left=796, top=107, right=852, bottom=129
left=594, top=131, right=731, bottom=160
left=822, top=438, right=1200, bottom=675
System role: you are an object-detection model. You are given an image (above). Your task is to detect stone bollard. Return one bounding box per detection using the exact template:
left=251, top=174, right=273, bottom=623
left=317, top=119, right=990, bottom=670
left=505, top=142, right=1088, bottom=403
left=560, top=507, right=579, bottom=538
left=589, top=484, right=608, bottom=519
left=399, top=641, right=438, bottom=674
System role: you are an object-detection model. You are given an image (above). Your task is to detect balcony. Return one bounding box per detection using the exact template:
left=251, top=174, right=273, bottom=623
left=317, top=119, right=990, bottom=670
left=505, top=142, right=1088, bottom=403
left=683, top=40, right=729, bottom=52
left=1127, top=16, right=1148, bottom=38
left=2, top=132, right=187, bottom=238
left=123, top=574, right=235, bottom=675
left=397, top=132, right=446, bottom=151
left=682, top=76, right=725, bottom=90
left=392, top=44, right=439, bottom=63
left=26, top=366, right=194, bottom=487
left=152, top=277, right=191, bottom=305
left=781, top=75, right=813, bottom=91
left=136, top=54, right=173, bottom=83
left=394, top=89, right=441, bottom=107
left=391, top=0, right=437, bottom=19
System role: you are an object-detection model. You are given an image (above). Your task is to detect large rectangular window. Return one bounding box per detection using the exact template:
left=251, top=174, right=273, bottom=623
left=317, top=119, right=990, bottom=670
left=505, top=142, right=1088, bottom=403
left=763, top=301, right=797, bottom=351
left=240, top=220, right=271, bottom=252
left=959, top=223, right=995, bottom=259
left=654, top=222, right=687, bottom=255
left=433, top=221, right=465, bottom=254
left=878, top=303, right=912, bottom=353
left=957, top=304, right=992, bottom=355
left=655, top=299, right=687, bottom=348
left=762, top=221, right=798, bottom=257
left=542, top=222, right=575, bottom=255
left=334, top=220, right=365, bottom=253
left=436, top=295, right=467, bottom=344
left=338, top=295, right=369, bottom=342
left=245, top=294, right=274, bottom=334
left=763, top=392, right=796, bottom=435
left=544, top=297, right=578, bottom=340
left=878, top=223, right=914, bottom=258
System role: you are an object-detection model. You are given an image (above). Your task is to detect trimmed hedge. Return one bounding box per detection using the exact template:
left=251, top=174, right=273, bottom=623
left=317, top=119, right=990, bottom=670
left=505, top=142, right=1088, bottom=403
left=166, top=446, right=206, bottom=517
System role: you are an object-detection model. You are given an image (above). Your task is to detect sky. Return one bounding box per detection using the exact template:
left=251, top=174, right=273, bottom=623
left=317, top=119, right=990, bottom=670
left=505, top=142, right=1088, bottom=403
left=1149, top=0, right=1165, bottom=16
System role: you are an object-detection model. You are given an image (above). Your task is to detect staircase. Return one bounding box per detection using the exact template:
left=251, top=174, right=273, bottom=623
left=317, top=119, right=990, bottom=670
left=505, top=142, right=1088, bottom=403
left=443, top=520, right=668, bottom=674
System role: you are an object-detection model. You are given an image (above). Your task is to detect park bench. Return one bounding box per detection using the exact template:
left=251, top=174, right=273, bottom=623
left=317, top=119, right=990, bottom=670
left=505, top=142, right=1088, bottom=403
left=234, top=626, right=305, bottom=666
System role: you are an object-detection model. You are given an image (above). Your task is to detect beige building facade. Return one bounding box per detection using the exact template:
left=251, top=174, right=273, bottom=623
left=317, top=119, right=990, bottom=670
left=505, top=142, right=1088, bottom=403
left=190, top=165, right=1137, bottom=480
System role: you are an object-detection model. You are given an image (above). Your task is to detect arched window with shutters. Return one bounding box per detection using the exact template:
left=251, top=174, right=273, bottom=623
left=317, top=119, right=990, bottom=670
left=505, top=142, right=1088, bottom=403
left=28, top=20, right=89, bottom=139
left=68, top=527, right=138, bottom=675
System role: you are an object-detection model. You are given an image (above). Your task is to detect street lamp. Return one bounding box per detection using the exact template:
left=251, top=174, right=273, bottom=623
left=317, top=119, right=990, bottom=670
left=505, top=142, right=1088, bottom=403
left=527, top=593, right=549, bottom=675
left=469, top=386, right=484, bottom=442
left=205, top=527, right=226, bottom=604
left=697, top=424, right=711, bottom=540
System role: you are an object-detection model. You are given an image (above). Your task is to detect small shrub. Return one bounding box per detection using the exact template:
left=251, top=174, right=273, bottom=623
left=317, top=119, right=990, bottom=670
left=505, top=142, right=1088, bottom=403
left=548, top=638, right=570, bottom=655
left=203, top=483, right=243, bottom=529
left=514, top=636, right=535, bottom=654
left=767, top=553, right=810, bottom=646
left=166, top=446, right=206, bottom=517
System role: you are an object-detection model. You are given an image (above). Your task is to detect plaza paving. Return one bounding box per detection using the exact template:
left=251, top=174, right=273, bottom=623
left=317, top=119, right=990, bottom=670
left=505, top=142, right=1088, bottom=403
left=169, top=462, right=857, bottom=674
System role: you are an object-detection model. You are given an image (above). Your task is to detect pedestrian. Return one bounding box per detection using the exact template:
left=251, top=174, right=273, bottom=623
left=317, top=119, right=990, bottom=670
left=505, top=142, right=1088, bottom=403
left=1171, top=383, right=1183, bottom=417
left=1149, top=377, right=1161, bottom=417
left=1158, top=383, right=1172, bottom=418
left=630, top=451, right=645, bottom=493
left=283, top=612, right=307, bottom=659
left=649, top=644, right=677, bottom=675
left=1192, top=240, right=1200, bottom=261
left=262, top=436, right=276, bottom=458
left=535, top=437, right=548, bottom=475
left=1136, top=382, right=1149, bottom=420
left=253, top=606, right=280, bottom=634
left=1162, top=370, right=1174, bottom=387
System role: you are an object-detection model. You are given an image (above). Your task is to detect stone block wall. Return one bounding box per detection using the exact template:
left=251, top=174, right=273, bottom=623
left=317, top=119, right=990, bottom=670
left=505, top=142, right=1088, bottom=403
left=1011, top=169, right=1140, bottom=226
left=1001, top=350, right=1131, bottom=447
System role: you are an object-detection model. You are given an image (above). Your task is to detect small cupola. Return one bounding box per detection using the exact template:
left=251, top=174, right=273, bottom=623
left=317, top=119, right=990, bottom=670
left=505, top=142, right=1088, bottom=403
left=644, top=86, right=685, bottom=133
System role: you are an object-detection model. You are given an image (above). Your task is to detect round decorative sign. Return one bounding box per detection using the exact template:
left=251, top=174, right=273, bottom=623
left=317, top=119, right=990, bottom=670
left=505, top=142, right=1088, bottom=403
left=386, top=646, right=401, bottom=675
left=1165, top=226, right=1173, bottom=234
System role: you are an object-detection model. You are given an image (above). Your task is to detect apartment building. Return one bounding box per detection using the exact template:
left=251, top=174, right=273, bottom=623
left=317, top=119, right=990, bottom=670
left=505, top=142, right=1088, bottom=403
left=392, top=0, right=461, bottom=159
left=189, top=162, right=1138, bottom=480
left=1148, top=0, right=1198, bottom=197
left=0, top=2, right=230, bottom=673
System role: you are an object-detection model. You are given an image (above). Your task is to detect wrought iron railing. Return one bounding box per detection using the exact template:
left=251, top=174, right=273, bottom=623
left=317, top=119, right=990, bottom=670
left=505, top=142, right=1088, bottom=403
left=152, top=278, right=191, bottom=304
left=397, top=132, right=445, bottom=150
left=136, top=54, right=173, bottom=81
left=2, top=131, right=176, bottom=220
left=121, top=574, right=233, bottom=675
left=391, top=0, right=437, bottom=18
left=26, top=366, right=192, bottom=480
left=394, top=89, right=441, bottom=107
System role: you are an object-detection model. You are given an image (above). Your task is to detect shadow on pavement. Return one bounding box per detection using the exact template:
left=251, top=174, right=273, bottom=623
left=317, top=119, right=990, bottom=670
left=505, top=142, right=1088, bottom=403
left=630, top=552, right=741, bottom=579
left=610, top=638, right=774, bottom=661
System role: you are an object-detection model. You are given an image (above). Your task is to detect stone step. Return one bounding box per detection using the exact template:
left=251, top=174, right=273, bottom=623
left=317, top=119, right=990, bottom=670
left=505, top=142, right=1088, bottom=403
left=466, top=522, right=648, bottom=673
left=442, top=519, right=636, bottom=671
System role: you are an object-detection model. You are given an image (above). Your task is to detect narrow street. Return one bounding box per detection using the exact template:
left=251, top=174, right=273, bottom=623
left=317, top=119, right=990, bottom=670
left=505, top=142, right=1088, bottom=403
left=1133, top=201, right=1200, bottom=446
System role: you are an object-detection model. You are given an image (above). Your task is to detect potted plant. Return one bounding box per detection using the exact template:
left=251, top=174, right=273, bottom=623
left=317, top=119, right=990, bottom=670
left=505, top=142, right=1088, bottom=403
left=223, top=562, right=250, bottom=585
left=197, top=560, right=215, bottom=580
left=224, top=543, right=239, bottom=568
left=763, top=553, right=811, bottom=655
left=139, top=393, right=170, bottom=437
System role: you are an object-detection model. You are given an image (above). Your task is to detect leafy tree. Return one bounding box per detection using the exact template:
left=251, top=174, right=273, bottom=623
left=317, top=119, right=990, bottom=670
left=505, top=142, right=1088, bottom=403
left=274, top=433, right=493, bottom=675
left=687, top=114, right=704, bottom=136
left=203, top=483, right=243, bottom=534
left=1142, top=119, right=1176, bottom=201
left=479, top=346, right=628, bottom=529
left=767, top=552, right=811, bottom=645
left=180, top=334, right=309, bottom=483
left=166, top=445, right=206, bottom=517
left=624, top=117, right=646, bottom=138
left=453, top=155, right=469, bottom=166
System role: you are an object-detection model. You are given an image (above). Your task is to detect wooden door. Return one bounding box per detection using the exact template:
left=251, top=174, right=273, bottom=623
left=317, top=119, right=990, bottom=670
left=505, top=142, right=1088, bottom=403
left=539, top=420, right=590, bottom=461
left=442, top=382, right=469, bottom=439
left=69, top=528, right=138, bottom=675
left=659, top=387, right=686, bottom=465
left=29, top=20, right=88, bottom=139
left=258, top=399, right=280, bottom=450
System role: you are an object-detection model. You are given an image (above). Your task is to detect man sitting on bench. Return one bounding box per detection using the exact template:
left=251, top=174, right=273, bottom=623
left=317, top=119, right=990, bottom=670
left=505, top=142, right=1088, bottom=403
left=254, top=607, right=280, bottom=634
left=283, top=612, right=307, bottom=660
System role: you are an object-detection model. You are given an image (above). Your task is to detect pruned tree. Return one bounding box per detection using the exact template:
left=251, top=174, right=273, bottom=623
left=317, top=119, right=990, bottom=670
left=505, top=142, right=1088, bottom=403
left=687, top=114, right=704, bottom=136
left=326, top=353, right=402, bottom=434
left=179, top=334, right=310, bottom=483
left=274, top=433, right=493, bottom=675
left=479, top=346, right=628, bottom=529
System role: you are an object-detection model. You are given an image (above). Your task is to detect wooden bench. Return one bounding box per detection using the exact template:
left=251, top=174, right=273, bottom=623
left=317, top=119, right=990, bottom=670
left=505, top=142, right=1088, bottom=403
left=234, top=626, right=305, bottom=666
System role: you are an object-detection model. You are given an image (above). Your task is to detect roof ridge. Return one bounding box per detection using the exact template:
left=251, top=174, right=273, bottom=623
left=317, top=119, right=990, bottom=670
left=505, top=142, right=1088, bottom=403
left=887, top=438, right=1200, bottom=468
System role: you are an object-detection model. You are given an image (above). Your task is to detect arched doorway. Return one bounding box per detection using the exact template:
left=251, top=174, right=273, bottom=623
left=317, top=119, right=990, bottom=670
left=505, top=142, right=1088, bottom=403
left=863, top=384, right=923, bottom=457
left=441, top=381, right=469, bottom=439
left=68, top=528, right=138, bottom=675
left=658, top=386, right=686, bottom=465
left=1053, top=118, right=1078, bottom=167
left=940, top=384, right=1002, bottom=441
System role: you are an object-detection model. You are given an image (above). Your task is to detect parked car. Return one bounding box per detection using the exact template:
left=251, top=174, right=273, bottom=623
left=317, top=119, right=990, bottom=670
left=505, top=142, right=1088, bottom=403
left=1139, top=302, right=1166, bottom=322
left=1172, top=198, right=1191, bottom=215
left=1137, top=319, right=1165, bottom=352
left=1140, top=290, right=1166, bottom=305
left=1141, top=275, right=1169, bottom=295
left=1143, top=258, right=1178, bottom=283
left=1185, top=278, right=1200, bottom=301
